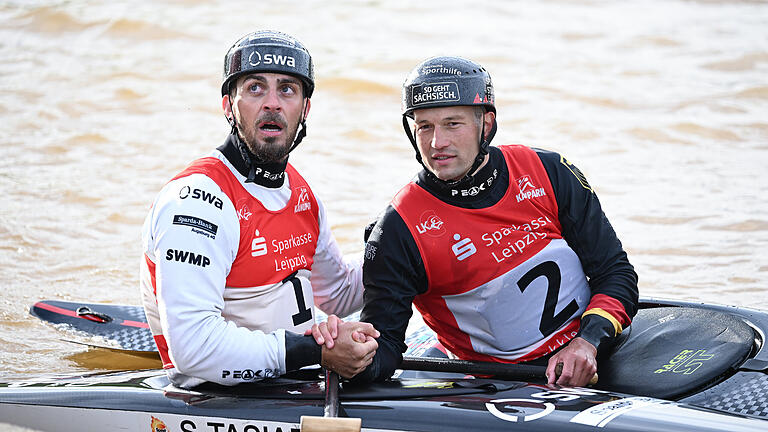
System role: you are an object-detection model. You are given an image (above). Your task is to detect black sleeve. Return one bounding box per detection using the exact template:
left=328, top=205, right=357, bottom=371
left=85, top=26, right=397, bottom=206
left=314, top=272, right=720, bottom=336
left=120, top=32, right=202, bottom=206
left=284, top=332, right=322, bottom=371
left=351, top=205, right=428, bottom=384
left=536, top=149, right=639, bottom=352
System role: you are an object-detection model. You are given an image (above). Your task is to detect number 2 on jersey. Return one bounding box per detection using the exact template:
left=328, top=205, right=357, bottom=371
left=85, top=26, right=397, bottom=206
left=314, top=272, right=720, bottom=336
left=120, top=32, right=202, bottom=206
left=517, top=261, right=579, bottom=336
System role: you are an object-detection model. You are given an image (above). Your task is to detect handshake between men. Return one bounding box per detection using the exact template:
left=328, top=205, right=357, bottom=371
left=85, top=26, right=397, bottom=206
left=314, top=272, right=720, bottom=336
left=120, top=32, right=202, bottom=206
left=307, top=316, right=379, bottom=378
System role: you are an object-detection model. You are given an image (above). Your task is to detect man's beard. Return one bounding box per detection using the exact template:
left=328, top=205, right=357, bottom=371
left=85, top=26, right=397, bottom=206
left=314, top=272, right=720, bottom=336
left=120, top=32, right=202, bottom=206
left=240, top=113, right=300, bottom=163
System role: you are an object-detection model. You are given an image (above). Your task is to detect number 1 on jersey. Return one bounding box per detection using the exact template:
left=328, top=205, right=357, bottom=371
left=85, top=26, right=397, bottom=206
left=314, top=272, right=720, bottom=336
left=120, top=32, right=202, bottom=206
left=283, top=271, right=313, bottom=326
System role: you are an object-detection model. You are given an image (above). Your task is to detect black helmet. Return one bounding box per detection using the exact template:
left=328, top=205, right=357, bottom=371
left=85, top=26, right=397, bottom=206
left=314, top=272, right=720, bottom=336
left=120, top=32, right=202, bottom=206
left=401, top=56, right=498, bottom=187
left=222, top=30, right=314, bottom=98
left=402, top=56, right=495, bottom=118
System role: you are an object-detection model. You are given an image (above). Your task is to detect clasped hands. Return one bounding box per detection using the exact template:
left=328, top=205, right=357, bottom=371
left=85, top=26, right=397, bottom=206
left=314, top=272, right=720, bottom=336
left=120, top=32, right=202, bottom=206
left=305, top=315, right=379, bottom=378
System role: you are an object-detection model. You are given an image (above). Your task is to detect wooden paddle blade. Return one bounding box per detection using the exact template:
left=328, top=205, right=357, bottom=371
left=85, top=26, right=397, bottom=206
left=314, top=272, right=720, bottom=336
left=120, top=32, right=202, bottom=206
left=300, top=416, right=361, bottom=432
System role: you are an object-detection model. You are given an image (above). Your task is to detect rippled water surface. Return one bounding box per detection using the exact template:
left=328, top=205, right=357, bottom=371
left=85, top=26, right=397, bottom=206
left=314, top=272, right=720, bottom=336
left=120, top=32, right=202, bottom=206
left=0, top=1, right=767, bottom=423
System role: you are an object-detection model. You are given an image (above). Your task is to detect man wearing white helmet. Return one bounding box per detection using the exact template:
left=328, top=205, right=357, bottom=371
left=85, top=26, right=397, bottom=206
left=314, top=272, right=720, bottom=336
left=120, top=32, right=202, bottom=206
left=140, top=30, right=378, bottom=388
left=353, top=56, right=638, bottom=386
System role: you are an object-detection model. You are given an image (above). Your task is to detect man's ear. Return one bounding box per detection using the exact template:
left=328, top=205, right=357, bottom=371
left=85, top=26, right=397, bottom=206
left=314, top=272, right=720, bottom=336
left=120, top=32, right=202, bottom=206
left=222, top=95, right=233, bottom=120
left=483, top=110, right=496, bottom=139
left=302, top=98, right=311, bottom=121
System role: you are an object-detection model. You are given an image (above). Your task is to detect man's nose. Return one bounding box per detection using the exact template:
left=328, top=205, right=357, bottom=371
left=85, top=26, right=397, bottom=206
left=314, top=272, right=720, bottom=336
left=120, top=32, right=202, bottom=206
left=262, top=89, right=282, bottom=111
left=431, top=127, right=449, bottom=149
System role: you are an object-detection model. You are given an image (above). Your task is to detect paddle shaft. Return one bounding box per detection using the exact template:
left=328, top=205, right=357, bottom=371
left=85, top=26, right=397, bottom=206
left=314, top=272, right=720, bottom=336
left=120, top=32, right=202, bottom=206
left=402, top=356, right=545, bottom=380
left=401, top=356, right=598, bottom=385
left=323, top=369, right=340, bottom=417
left=300, top=371, right=361, bottom=432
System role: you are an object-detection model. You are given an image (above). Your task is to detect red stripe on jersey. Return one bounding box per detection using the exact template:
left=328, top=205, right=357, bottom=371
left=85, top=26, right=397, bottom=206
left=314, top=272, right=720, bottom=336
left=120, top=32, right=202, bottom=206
left=153, top=334, right=174, bottom=369
left=585, top=294, right=631, bottom=328
left=144, top=254, right=157, bottom=296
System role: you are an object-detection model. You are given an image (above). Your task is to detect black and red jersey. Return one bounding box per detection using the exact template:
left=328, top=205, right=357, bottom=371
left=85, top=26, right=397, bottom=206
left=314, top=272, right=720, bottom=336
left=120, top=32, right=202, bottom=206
left=356, top=145, right=638, bottom=383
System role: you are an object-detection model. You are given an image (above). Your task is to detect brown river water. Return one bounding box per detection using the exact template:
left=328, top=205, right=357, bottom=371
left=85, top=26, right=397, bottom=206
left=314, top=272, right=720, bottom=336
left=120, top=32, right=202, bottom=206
left=0, top=1, right=767, bottom=428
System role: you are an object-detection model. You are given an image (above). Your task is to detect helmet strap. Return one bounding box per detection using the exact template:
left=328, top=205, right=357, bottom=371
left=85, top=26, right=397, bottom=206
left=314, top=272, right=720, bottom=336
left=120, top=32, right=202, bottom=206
left=469, top=116, right=497, bottom=175
left=285, top=98, right=309, bottom=155
left=226, top=95, right=238, bottom=134
left=226, top=95, right=259, bottom=183
left=402, top=115, right=425, bottom=166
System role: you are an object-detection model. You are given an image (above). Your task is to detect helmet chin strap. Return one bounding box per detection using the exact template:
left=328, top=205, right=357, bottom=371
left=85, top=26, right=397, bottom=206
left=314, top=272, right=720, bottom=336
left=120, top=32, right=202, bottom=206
left=402, top=114, right=498, bottom=188
left=227, top=97, right=309, bottom=183
left=285, top=98, right=309, bottom=154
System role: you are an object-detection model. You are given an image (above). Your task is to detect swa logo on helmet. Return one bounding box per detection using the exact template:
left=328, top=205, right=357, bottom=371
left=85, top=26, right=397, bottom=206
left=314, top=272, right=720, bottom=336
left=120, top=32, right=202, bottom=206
left=248, top=50, right=296, bottom=67
left=451, top=234, right=476, bottom=261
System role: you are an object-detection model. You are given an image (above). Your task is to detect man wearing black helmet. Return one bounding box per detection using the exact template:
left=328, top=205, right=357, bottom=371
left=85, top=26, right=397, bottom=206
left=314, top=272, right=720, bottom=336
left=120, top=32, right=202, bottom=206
left=139, top=30, right=378, bottom=388
left=353, top=57, right=638, bottom=387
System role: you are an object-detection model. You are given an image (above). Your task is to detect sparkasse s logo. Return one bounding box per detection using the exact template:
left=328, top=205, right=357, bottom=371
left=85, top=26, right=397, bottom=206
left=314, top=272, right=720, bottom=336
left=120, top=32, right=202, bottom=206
left=451, top=234, right=476, bottom=261
left=251, top=229, right=268, bottom=257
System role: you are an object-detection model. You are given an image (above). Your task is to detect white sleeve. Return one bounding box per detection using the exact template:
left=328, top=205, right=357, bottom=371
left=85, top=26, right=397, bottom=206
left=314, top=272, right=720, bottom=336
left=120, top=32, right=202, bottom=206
left=146, top=174, right=287, bottom=386
left=309, top=196, right=365, bottom=318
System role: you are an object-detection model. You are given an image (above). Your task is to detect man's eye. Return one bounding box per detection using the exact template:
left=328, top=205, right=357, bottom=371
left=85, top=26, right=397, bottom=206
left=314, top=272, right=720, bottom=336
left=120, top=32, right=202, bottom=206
left=249, top=84, right=262, bottom=92
left=281, top=85, right=296, bottom=95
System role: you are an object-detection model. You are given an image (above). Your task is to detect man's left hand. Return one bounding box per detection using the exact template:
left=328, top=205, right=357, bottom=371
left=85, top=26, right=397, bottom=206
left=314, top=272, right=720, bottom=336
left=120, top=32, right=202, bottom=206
left=306, top=315, right=379, bottom=348
left=545, top=337, right=597, bottom=387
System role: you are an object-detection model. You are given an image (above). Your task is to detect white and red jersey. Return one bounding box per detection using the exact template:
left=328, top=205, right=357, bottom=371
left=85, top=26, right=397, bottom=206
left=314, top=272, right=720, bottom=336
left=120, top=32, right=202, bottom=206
left=140, top=150, right=363, bottom=388
left=391, top=145, right=591, bottom=362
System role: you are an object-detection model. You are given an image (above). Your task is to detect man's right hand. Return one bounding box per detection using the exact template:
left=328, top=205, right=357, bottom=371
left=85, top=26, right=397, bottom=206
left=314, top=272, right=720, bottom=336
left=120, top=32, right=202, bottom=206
left=308, top=315, right=379, bottom=348
left=320, top=321, right=379, bottom=378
